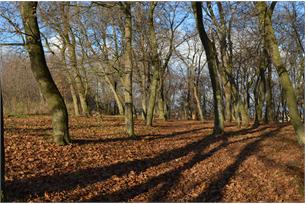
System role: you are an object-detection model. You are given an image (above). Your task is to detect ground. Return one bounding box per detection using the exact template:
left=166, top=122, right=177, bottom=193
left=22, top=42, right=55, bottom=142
left=3, top=115, right=305, bottom=202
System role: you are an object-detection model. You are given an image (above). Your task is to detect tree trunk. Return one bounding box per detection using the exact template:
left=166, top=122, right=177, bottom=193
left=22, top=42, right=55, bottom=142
left=192, top=2, right=224, bottom=134
left=256, top=2, right=305, bottom=144
left=20, top=2, right=70, bottom=145
left=146, top=2, right=161, bottom=126
left=158, top=78, right=167, bottom=120
left=122, top=3, right=135, bottom=136
left=239, top=98, right=249, bottom=127
left=224, top=85, right=232, bottom=122
left=60, top=2, right=89, bottom=116
left=0, top=80, right=5, bottom=201
left=265, top=55, right=274, bottom=123
left=60, top=45, right=80, bottom=117
left=67, top=76, right=80, bottom=116
left=254, top=61, right=265, bottom=126
left=193, top=85, right=204, bottom=121
left=105, top=76, right=125, bottom=115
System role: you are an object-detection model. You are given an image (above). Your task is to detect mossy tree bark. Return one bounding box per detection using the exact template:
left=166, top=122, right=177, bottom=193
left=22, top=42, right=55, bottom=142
left=254, top=57, right=266, bottom=126
left=192, top=2, right=224, bottom=134
left=264, top=51, right=274, bottom=123
left=146, top=2, right=160, bottom=126
left=157, top=77, right=167, bottom=120
left=121, top=2, right=135, bottom=136
left=0, top=80, right=5, bottom=201
left=256, top=1, right=305, bottom=144
left=20, top=2, right=70, bottom=145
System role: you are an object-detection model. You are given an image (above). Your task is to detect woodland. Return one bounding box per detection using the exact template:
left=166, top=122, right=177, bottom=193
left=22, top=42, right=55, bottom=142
left=0, top=1, right=304, bottom=202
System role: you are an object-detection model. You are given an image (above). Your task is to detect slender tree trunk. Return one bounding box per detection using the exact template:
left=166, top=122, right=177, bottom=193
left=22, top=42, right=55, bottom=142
left=61, top=2, right=89, bottom=116
left=67, top=75, right=80, bottom=116
left=239, top=97, right=249, bottom=127
left=265, top=55, right=274, bottom=123
left=0, top=79, right=5, bottom=201
left=193, top=85, right=204, bottom=121
left=68, top=42, right=89, bottom=116
left=146, top=2, right=161, bottom=126
left=254, top=62, right=265, bottom=126
left=20, top=2, right=70, bottom=145
left=256, top=2, right=305, bottom=144
left=105, top=76, right=124, bottom=115
left=122, top=3, right=135, bottom=136
left=141, top=82, right=148, bottom=121
left=224, top=85, right=232, bottom=122
left=193, top=2, right=224, bottom=134
left=158, top=77, right=167, bottom=120
left=60, top=45, right=80, bottom=117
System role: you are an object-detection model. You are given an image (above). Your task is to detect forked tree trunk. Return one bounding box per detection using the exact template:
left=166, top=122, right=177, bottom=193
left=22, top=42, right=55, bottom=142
left=192, top=2, right=224, bottom=134
left=105, top=76, right=125, bottom=115
left=66, top=73, right=80, bottom=116
left=20, top=2, right=70, bottom=145
left=60, top=2, right=89, bottom=116
left=61, top=45, right=80, bottom=116
left=256, top=2, right=305, bottom=144
left=146, top=2, right=161, bottom=126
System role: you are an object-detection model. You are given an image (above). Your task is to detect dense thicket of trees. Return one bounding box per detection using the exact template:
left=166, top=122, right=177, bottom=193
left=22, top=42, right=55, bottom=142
left=0, top=1, right=304, bottom=143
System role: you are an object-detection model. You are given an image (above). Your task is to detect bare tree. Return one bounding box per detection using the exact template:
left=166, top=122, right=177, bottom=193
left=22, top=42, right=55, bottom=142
left=20, top=2, right=71, bottom=145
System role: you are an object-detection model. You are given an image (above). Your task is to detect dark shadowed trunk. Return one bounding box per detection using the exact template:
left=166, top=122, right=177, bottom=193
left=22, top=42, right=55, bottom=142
left=192, top=2, right=224, bottom=134
left=256, top=2, right=305, bottom=144
left=0, top=79, right=5, bottom=201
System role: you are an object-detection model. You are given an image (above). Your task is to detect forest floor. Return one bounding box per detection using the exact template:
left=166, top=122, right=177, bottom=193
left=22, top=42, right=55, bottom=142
left=3, top=115, right=305, bottom=202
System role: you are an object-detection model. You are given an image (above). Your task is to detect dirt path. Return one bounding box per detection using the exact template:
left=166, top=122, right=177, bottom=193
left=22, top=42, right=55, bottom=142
left=4, top=116, right=304, bottom=202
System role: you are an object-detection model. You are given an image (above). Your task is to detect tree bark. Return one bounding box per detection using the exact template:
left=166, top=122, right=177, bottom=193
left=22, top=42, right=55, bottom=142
left=0, top=79, right=5, bottom=201
left=192, top=2, right=224, bottom=134
left=60, top=2, right=89, bottom=116
left=121, top=2, right=135, bottom=136
left=158, top=76, right=167, bottom=120
left=146, top=2, right=161, bottom=126
left=60, top=45, right=80, bottom=116
left=20, top=2, right=70, bottom=145
left=265, top=53, right=274, bottom=123
left=193, top=85, right=204, bottom=121
left=256, top=2, right=305, bottom=144
left=105, top=76, right=125, bottom=115
left=68, top=76, right=80, bottom=116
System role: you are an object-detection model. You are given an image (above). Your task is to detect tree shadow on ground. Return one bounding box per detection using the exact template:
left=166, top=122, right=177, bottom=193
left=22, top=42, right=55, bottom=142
left=192, top=125, right=286, bottom=202
left=73, top=127, right=211, bottom=145
left=6, top=124, right=281, bottom=201
left=85, top=125, right=285, bottom=202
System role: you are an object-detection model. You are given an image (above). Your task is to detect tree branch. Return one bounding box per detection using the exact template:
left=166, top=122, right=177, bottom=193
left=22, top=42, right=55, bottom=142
left=0, top=43, right=25, bottom=46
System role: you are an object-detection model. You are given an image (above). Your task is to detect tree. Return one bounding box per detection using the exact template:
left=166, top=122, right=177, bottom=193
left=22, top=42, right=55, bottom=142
left=146, top=2, right=160, bottom=126
left=20, top=2, right=71, bottom=145
left=255, top=1, right=305, bottom=144
left=60, top=2, right=90, bottom=116
left=0, top=79, right=5, bottom=201
left=192, top=2, right=224, bottom=134
left=120, top=2, right=135, bottom=136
